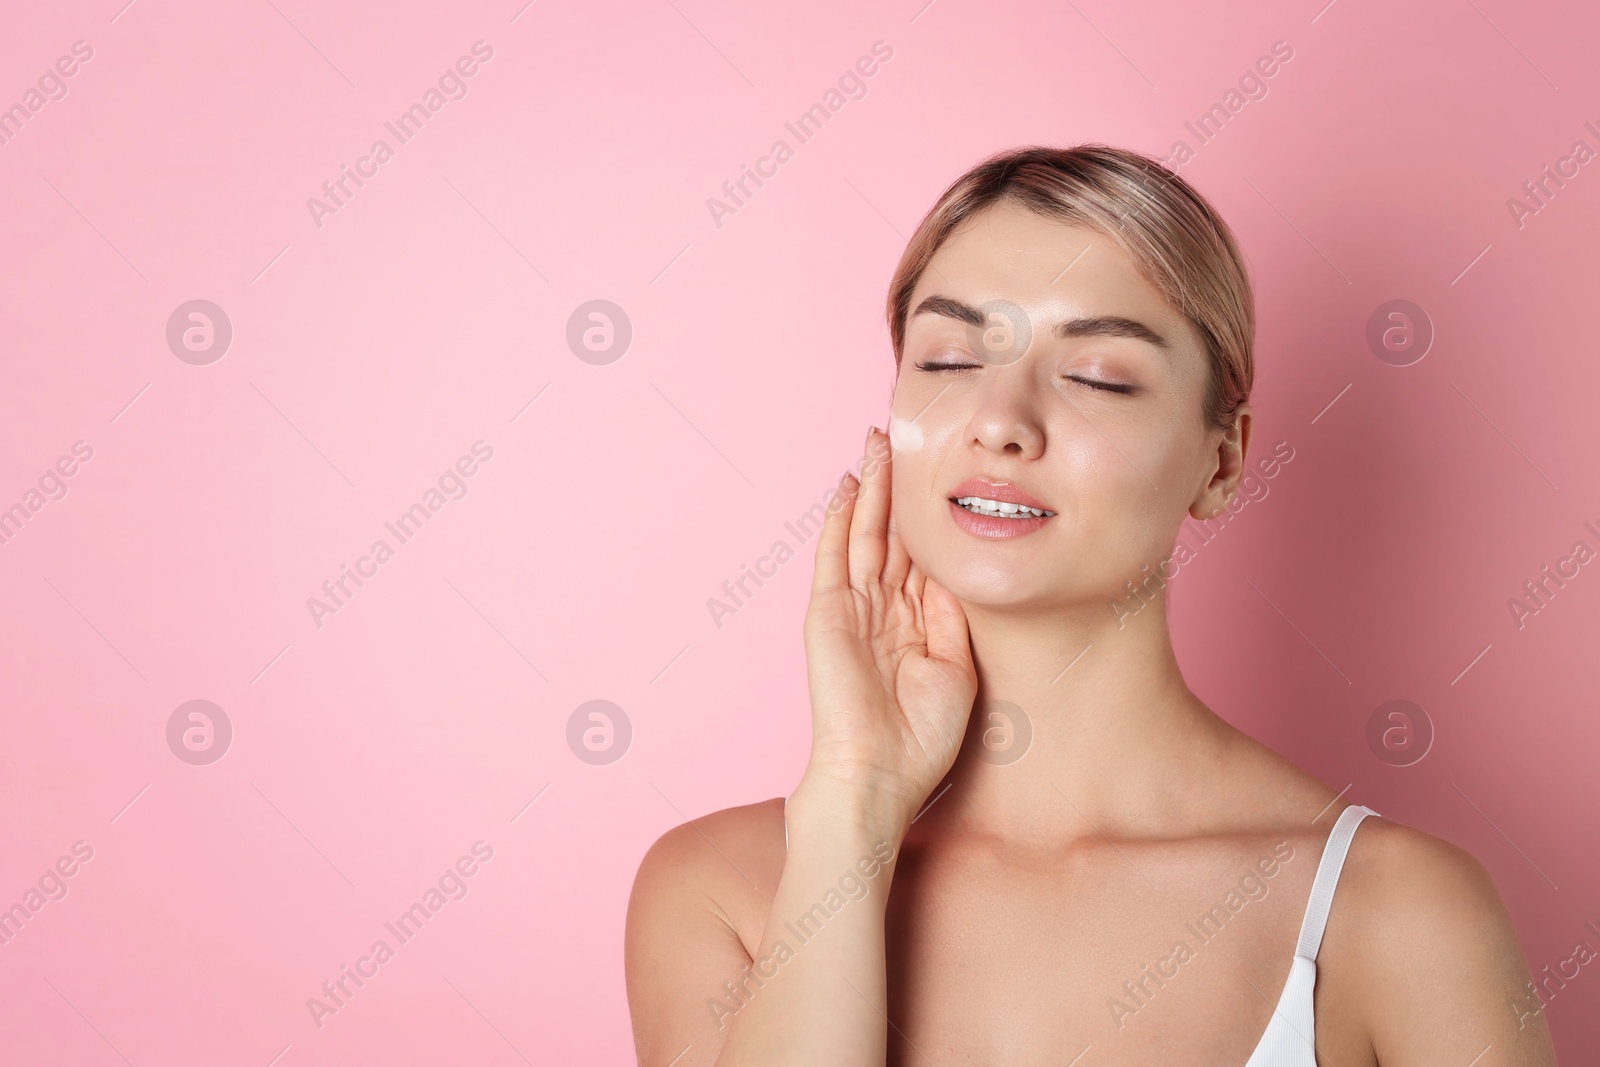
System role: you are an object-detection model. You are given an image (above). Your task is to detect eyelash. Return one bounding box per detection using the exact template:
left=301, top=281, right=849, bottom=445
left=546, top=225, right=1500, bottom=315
left=912, top=359, right=1135, bottom=395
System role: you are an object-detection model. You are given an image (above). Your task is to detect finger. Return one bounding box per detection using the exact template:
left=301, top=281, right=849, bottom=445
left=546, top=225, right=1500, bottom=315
left=905, top=558, right=927, bottom=604
left=904, top=559, right=927, bottom=638
left=921, top=576, right=973, bottom=670
left=883, top=516, right=911, bottom=591
left=848, top=429, right=892, bottom=589
left=809, top=469, right=859, bottom=598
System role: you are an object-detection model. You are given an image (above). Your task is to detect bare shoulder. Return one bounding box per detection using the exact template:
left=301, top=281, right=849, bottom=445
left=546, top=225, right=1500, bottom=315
left=1334, top=814, right=1510, bottom=962
left=1214, top=726, right=1556, bottom=1063
left=1339, top=813, right=1499, bottom=910
left=624, top=797, right=788, bottom=1066
left=1335, top=814, right=1527, bottom=977
left=1322, top=812, right=1558, bottom=1066
left=630, top=796, right=786, bottom=886
left=625, top=795, right=788, bottom=956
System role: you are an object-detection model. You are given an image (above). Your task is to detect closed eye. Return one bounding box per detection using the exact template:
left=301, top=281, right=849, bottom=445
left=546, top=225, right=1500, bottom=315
left=1066, top=376, right=1134, bottom=394
left=913, top=360, right=1134, bottom=395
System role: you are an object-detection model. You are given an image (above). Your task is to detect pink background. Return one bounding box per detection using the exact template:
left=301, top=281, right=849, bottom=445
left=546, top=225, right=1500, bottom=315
left=2, top=0, right=1599, bottom=1062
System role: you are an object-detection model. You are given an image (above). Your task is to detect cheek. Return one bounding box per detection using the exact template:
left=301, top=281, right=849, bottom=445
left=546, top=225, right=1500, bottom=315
left=1055, top=407, right=1183, bottom=495
left=1076, top=439, right=1196, bottom=572
left=888, top=461, right=919, bottom=525
left=888, top=454, right=942, bottom=548
left=1036, top=418, right=1181, bottom=552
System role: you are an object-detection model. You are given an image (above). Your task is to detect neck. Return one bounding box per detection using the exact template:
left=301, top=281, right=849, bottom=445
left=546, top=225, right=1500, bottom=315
left=910, top=593, right=1234, bottom=848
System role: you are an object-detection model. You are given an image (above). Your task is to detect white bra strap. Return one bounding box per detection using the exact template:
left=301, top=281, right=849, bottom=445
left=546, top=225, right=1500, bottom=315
left=1294, top=804, right=1378, bottom=961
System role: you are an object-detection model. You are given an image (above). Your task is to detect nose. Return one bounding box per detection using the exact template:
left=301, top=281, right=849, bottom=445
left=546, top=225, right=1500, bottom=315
left=965, top=366, right=1045, bottom=459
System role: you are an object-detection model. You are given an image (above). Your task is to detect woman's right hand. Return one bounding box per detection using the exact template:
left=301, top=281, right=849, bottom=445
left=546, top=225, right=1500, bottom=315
left=794, top=427, right=979, bottom=838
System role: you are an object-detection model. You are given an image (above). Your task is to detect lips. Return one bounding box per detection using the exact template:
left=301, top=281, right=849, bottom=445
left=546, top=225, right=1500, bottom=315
left=946, top=477, right=1054, bottom=514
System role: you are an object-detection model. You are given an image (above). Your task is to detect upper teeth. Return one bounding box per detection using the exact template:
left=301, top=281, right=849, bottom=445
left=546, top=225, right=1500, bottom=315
left=955, top=496, right=1053, bottom=518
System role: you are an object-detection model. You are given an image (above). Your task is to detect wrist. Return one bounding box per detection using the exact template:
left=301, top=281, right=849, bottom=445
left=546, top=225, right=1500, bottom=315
left=788, top=772, right=910, bottom=847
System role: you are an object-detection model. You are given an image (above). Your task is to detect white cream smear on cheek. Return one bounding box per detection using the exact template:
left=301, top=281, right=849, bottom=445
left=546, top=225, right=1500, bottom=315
left=888, top=415, right=924, bottom=453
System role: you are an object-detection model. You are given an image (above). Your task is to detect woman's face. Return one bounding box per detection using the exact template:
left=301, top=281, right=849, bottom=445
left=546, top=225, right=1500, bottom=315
left=888, top=198, right=1241, bottom=612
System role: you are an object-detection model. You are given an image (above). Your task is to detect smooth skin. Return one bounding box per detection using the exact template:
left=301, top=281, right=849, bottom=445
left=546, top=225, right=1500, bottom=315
left=625, top=200, right=1559, bottom=1066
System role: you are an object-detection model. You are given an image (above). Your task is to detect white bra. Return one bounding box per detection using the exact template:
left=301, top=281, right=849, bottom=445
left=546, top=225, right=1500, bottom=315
left=1243, top=803, right=1379, bottom=1065
left=779, top=799, right=1379, bottom=1064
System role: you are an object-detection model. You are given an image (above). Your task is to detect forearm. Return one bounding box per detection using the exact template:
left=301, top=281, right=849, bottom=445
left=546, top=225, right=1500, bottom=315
left=711, top=789, right=905, bottom=1067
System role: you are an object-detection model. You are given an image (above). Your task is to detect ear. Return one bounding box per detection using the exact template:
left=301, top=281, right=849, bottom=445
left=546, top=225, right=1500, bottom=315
left=1190, top=403, right=1253, bottom=520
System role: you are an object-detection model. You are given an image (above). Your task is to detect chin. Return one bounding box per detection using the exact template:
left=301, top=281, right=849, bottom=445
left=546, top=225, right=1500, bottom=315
left=917, top=550, right=1052, bottom=608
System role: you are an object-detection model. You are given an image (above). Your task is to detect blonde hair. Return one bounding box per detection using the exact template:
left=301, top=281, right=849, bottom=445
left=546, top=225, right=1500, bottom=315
left=885, top=144, right=1254, bottom=433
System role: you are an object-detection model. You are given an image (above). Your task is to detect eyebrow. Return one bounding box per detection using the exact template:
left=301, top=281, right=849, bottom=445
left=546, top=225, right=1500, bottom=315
left=910, top=295, right=1172, bottom=351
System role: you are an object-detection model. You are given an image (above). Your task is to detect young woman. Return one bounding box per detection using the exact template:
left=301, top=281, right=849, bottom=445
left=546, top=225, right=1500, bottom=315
left=624, top=145, right=1558, bottom=1066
